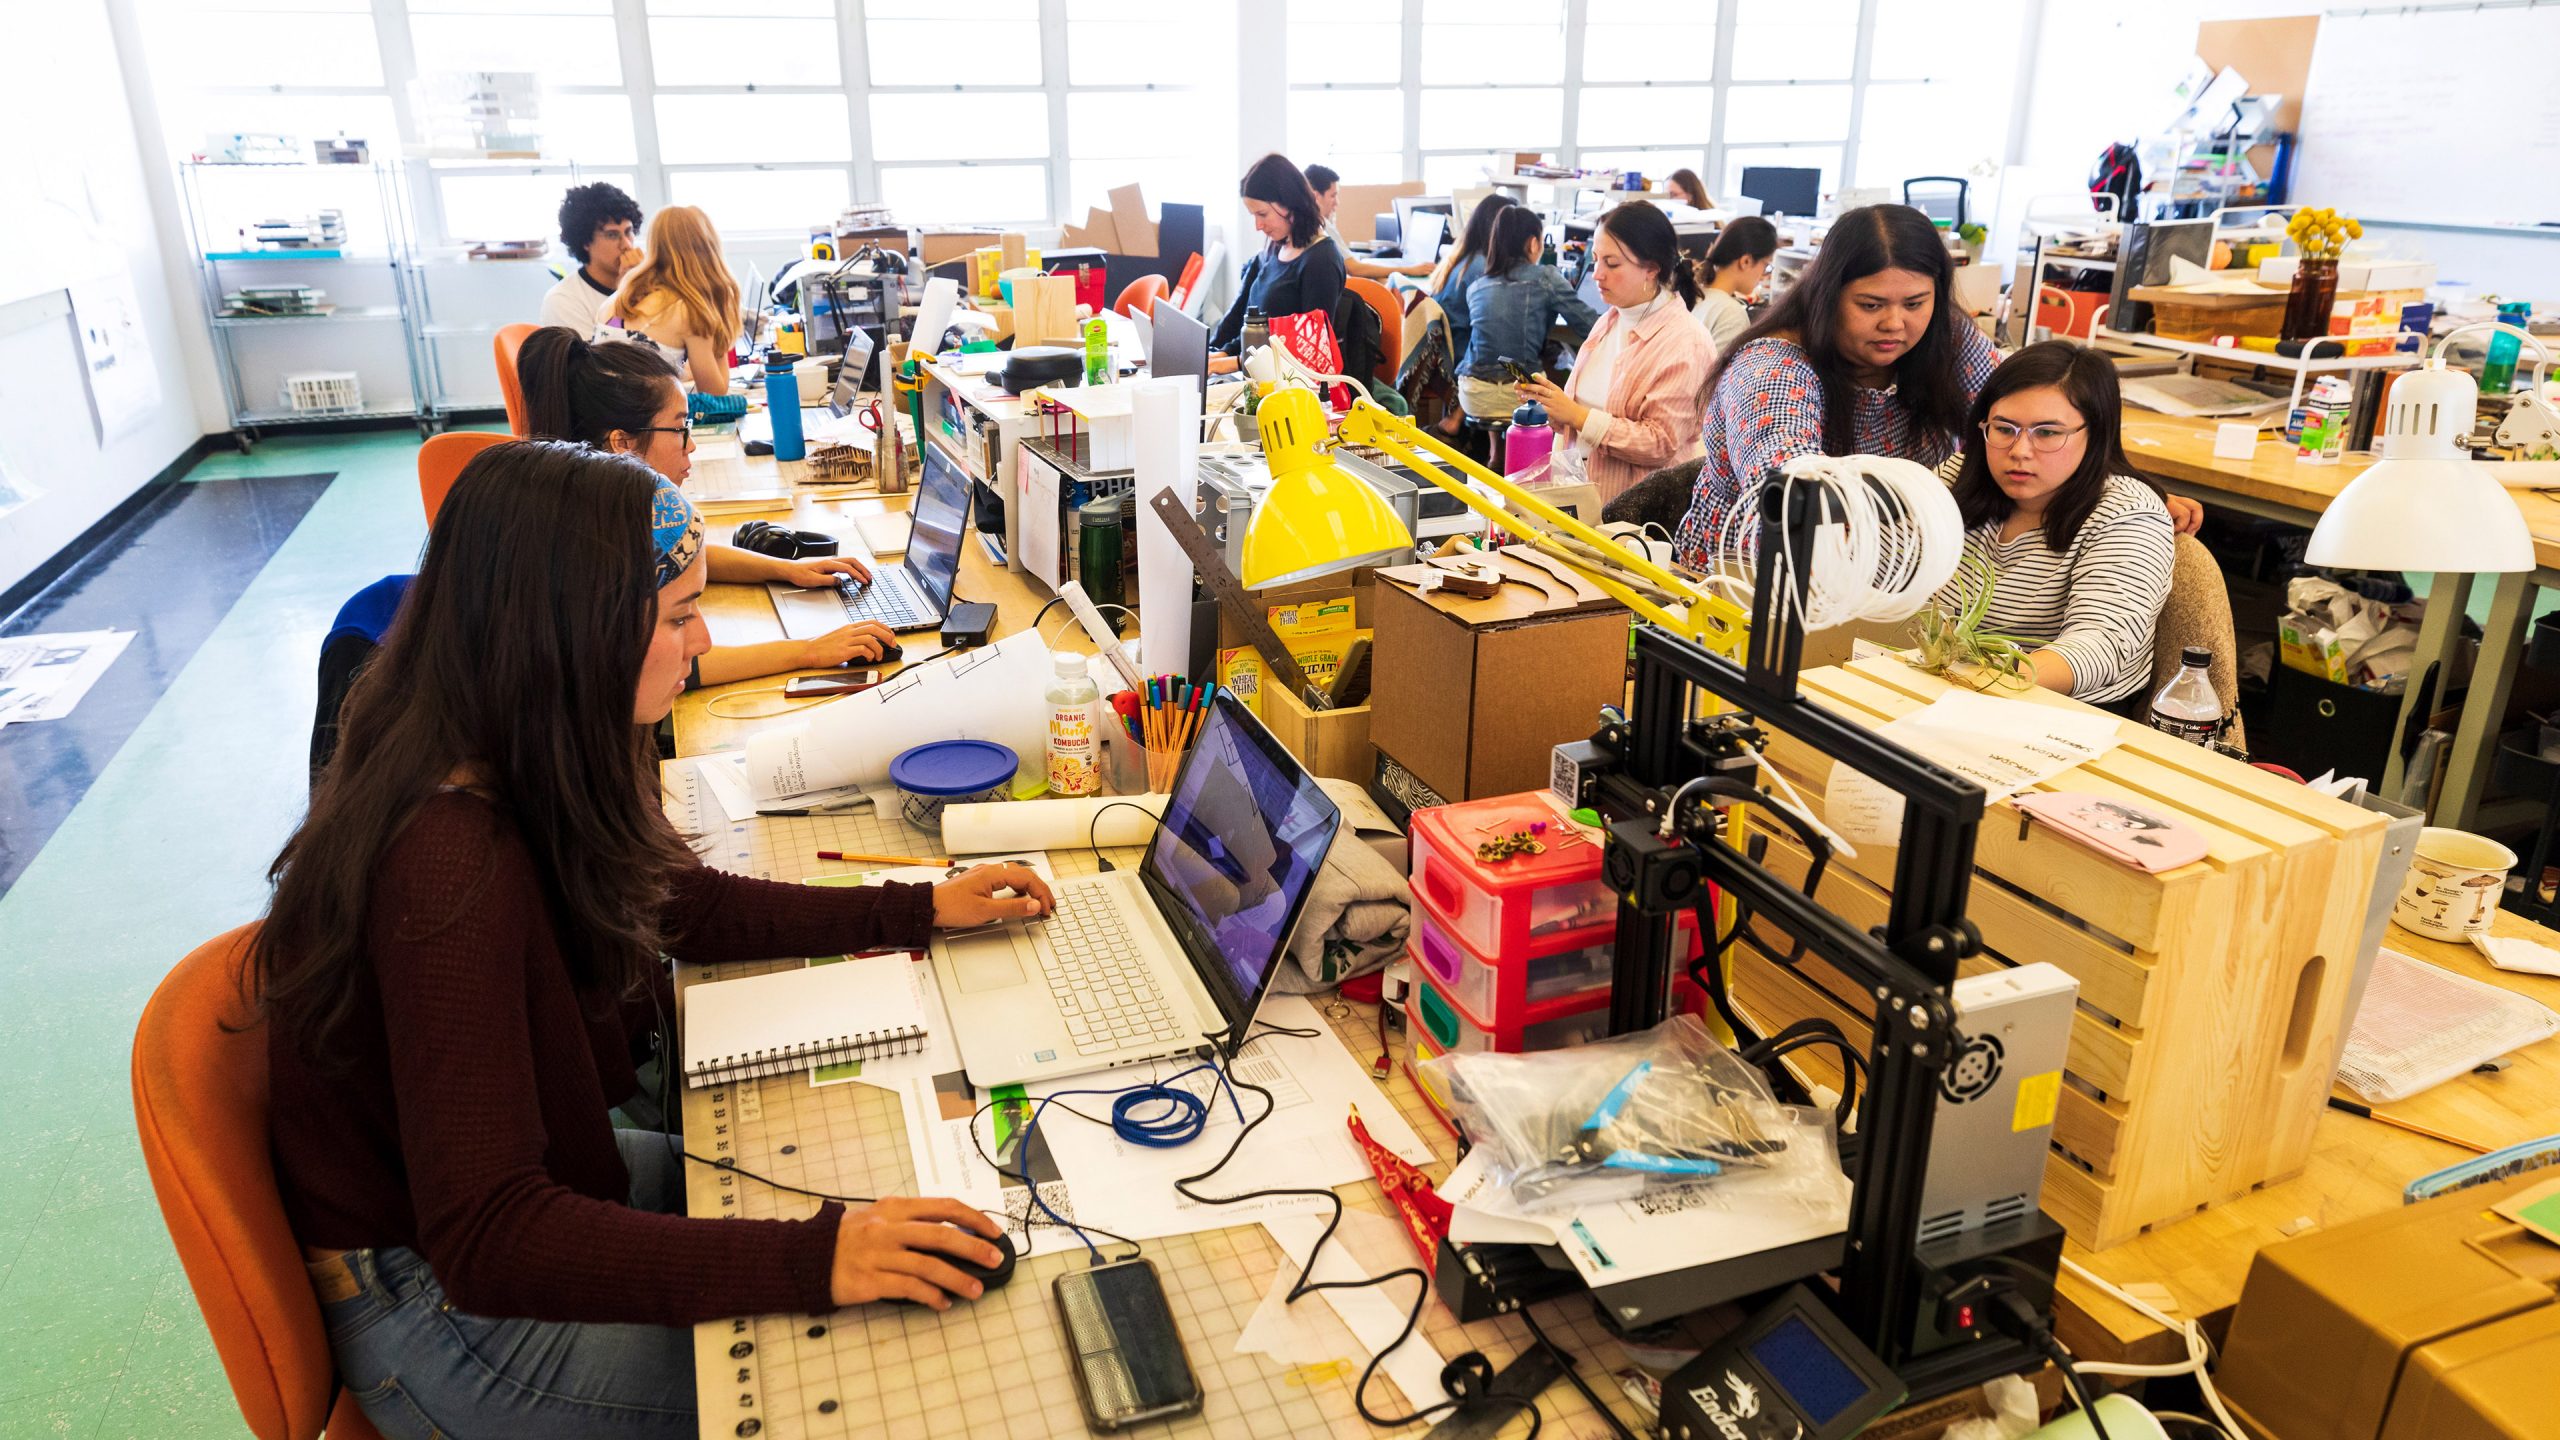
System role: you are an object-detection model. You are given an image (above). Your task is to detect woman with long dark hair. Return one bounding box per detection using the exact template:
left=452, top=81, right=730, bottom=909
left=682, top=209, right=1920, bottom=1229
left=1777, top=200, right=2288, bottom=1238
left=1691, top=215, right=1778, bottom=353
left=1673, top=205, right=2197, bottom=565
left=1933, top=340, right=2176, bottom=704
left=1428, top=192, right=1517, bottom=365
left=1516, top=202, right=1714, bottom=503
left=260, top=442, right=1051, bottom=1437
left=1455, top=206, right=1598, bottom=425
left=1664, top=168, right=1713, bottom=211
left=1209, top=152, right=1348, bottom=366
left=518, top=325, right=895, bottom=683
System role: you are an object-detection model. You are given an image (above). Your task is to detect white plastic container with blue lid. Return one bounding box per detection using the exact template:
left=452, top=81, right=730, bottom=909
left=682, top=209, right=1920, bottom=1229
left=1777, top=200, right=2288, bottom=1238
left=891, top=739, right=1017, bottom=835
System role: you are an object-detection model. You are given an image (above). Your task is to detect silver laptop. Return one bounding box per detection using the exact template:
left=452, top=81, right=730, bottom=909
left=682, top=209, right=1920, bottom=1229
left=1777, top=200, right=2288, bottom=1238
left=933, top=693, right=1342, bottom=1088
left=768, top=439, right=969, bottom=636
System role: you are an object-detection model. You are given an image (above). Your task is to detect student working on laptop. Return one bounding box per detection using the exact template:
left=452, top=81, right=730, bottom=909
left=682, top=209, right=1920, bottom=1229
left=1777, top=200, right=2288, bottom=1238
left=933, top=689, right=1340, bottom=1087
left=517, top=327, right=900, bottom=684
left=765, top=438, right=973, bottom=639
left=259, top=441, right=1050, bottom=1438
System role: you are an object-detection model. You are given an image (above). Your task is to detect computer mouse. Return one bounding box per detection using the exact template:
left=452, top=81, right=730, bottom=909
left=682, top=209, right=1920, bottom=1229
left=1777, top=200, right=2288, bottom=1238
left=888, top=1229, right=1014, bottom=1305
left=878, top=639, right=904, bottom=664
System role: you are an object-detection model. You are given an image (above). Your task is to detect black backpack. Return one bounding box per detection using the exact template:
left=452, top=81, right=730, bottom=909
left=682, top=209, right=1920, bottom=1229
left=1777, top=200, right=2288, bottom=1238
left=2090, top=143, right=2142, bottom=217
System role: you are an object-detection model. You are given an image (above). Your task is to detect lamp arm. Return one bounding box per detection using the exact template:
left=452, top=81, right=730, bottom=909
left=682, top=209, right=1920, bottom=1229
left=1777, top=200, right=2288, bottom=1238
left=2433, top=320, right=2553, bottom=400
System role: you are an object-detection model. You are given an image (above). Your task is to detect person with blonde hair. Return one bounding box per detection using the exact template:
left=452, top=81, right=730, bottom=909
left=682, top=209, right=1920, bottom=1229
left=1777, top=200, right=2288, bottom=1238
left=600, top=205, right=742, bottom=396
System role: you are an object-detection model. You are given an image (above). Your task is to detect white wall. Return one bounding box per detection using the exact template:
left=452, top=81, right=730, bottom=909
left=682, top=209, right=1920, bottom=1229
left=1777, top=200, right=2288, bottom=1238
left=0, top=0, right=214, bottom=605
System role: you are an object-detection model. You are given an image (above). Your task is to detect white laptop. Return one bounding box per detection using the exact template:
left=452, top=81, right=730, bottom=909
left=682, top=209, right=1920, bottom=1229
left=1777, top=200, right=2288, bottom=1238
left=933, top=693, right=1342, bottom=1088
left=768, top=438, right=969, bottom=636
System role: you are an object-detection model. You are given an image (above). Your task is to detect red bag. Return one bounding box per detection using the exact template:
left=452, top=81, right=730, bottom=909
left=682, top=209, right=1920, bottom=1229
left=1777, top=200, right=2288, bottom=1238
left=1269, top=310, right=1354, bottom=408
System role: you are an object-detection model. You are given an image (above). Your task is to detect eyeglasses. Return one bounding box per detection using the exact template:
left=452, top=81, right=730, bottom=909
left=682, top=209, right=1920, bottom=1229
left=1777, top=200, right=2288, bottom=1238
left=1981, top=418, right=2086, bottom=453
left=635, top=422, right=695, bottom=450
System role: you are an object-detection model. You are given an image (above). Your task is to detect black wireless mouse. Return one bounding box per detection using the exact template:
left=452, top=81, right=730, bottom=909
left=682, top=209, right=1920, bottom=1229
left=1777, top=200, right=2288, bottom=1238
left=878, top=639, right=904, bottom=664
left=889, top=1229, right=1014, bottom=1305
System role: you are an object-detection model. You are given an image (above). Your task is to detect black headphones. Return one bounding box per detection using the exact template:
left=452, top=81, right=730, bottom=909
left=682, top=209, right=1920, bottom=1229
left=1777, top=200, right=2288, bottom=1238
left=731, top=520, right=840, bottom=560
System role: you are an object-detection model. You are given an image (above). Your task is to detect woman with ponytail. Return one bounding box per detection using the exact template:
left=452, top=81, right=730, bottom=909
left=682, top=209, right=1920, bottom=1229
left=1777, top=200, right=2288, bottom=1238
left=1691, top=215, right=1778, bottom=353
left=1515, top=202, right=1714, bottom=504
left=517, top=327, right=898, bottom=684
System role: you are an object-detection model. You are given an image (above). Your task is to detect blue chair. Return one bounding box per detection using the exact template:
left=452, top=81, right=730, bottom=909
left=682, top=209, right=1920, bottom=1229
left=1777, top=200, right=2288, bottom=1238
left=310, top=575, right=410, bottom=788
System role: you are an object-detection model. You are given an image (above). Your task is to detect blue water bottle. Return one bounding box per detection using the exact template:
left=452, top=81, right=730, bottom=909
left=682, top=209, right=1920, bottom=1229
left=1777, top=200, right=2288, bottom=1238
left=763, top=352, right=805, bottom=461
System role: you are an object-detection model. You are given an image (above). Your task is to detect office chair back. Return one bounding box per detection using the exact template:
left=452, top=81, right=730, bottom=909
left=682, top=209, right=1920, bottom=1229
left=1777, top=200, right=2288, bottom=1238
left=133, top=924, right=388, bottom=1440
left=311, top=575, right=411, bottom=787
left=494, top=323, right=538, bottom=436
left=1113, top=274, right=1170, bottom=318
left=1901, top=176, right=1970, bottom=231
left=2153, top=532, right=2246, bottom=749
left=417, top=430, right=511, bottom=527
left=1342, top=277, right=1404, bottom=384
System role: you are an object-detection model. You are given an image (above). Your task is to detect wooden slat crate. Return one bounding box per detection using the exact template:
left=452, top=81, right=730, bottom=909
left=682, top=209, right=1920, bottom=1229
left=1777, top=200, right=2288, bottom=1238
left=1730, top=658, right=2387, bottom=1251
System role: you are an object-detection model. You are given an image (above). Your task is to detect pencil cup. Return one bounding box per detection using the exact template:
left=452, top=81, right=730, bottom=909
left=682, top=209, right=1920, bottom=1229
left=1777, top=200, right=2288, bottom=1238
left=1140, top=736, right=1192, bottom=796
left=1100, top=721, right=1147, bottom=795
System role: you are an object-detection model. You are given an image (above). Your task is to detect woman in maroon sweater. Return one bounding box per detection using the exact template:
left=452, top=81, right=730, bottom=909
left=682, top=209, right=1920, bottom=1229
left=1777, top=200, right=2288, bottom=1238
left=257, top=441, right=1053, bottom=1439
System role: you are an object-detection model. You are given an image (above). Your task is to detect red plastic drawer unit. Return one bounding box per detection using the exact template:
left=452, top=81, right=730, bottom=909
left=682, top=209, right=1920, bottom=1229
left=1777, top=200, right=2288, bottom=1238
left=1406, top=962, right=1703, bottom=1058
left=1407, top=792, right=1618, bottom=959
left=1410, top=890, right=1706, bottom=1027
left=1406, top=1029, right=1460, bottom=1136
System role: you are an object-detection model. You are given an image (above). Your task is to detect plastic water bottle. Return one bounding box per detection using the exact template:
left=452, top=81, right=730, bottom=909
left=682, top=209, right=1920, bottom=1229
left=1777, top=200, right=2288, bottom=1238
left=1045, top=651, right=1101, bottom=797
left=763, top=353, right=804, bottom=462
left=1505, top=400, right=1555, bottom=475
left=2148, top=646, right=2224, bottom=746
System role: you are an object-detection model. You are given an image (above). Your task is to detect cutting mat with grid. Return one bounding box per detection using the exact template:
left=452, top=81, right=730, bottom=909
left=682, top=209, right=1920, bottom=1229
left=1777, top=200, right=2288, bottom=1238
left=664, top=776, right=1645, bottom=1440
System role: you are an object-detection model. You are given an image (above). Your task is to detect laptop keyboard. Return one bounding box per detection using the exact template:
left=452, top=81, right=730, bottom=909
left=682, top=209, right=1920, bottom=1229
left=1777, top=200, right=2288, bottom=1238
left=1043, top=886, right=1185, bottom=1055
left=834, top=571, right=928, bottom=629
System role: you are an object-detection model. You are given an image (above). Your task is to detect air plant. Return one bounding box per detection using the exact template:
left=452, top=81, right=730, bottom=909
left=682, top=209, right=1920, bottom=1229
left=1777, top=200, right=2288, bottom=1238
left=1905, top=553, right=2034, bottom=691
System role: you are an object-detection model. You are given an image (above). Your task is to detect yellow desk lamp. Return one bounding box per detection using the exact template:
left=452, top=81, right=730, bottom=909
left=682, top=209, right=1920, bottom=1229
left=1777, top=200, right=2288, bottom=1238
left=1239, top=384, right=1749, bottom=652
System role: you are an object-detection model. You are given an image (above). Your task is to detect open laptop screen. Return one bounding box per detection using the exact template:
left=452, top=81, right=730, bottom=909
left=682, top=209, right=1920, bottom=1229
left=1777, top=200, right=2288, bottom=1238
left=908, top=441, right=974, bottom=611
left=1142, top=694, right=1340, bottom=1043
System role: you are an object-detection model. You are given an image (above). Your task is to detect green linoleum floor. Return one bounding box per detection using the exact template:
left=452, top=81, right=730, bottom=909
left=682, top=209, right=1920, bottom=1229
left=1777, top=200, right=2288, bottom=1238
left=0, top=428, right=438, bottom=1439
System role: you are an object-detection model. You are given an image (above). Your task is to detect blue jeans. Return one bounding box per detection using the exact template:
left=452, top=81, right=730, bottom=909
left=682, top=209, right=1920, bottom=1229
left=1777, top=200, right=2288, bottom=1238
left=319, top=1129, right=698, bottom=1439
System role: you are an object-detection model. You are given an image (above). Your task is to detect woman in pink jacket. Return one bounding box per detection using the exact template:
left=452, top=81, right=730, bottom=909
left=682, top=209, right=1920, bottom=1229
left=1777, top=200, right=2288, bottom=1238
left=1518, top=203, right=1715, bottom=504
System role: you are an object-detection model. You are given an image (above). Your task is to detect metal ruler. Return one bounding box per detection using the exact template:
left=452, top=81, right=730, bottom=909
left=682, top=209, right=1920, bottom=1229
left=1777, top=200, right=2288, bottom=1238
left=1145, top=488, right=1328, bottom=709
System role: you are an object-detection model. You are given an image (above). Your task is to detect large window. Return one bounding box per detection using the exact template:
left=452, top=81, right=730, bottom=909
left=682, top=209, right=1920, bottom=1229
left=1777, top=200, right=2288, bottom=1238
left=133, top=0, right=2025, bottom=249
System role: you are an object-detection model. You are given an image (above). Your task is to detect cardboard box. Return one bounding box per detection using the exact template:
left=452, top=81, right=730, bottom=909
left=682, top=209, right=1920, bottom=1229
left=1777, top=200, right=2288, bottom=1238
left=1368, top=551, right=1629, bottom=802
left=1332, top=181, right=1427, bottom=245
left=920, top=228, right=1007, bottom=267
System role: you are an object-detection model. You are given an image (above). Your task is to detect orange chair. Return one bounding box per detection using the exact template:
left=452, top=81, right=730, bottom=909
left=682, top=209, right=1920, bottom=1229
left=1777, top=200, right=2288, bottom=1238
left=493, top=323, right=538, bottom=437
left=1343, top=277, right=1404, bottom=384
left=1113, top=274, right=1170, bottom=318
left=417, top=431, right=512, bottom=527
left=134, top=924, right=388, bottom=1440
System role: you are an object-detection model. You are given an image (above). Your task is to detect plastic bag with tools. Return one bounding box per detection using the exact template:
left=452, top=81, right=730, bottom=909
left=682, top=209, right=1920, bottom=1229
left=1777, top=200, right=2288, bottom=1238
left=1423, top=1014, right=1848, bottom=1214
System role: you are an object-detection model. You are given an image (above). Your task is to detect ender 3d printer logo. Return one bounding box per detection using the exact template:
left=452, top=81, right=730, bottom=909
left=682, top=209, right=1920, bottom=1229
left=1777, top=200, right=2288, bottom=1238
left=1685, top=1370, right=1766, bottom=1439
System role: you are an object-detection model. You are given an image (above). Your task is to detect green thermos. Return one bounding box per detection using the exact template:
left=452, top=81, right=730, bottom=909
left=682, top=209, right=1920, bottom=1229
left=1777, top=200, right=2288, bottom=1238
left=1077, top=495, right=1124, bottom=608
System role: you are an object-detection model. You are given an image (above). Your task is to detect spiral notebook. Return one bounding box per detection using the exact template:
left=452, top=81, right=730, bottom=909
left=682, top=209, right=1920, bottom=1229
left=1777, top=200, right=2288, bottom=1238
left=682, top=954, right=930, bottom=1088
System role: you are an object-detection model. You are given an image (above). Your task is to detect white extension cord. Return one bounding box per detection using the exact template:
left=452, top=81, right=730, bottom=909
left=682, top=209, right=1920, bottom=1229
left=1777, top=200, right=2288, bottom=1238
left=2056, top=1256, right=2244, bottom=1439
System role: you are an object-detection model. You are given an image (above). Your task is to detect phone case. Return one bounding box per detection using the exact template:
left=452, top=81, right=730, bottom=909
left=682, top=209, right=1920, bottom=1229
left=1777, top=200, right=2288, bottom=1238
left=1052, top=1259, right=1202, bottom=1432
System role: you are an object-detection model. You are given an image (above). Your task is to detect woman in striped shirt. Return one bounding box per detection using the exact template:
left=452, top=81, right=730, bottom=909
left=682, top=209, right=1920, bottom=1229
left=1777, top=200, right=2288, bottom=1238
left=1673, top=205, right=2200, bottom=565
left=1934, top=341, right=2177, bottom=707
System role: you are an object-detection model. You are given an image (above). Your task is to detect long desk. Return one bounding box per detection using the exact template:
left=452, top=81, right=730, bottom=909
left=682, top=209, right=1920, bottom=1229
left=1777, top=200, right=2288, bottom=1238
left=2054, top=904, right=2560, bottom=1366
left=2123, top=411, right=2560, bottom=831
left=667, top=431, right=1650, bottom=1439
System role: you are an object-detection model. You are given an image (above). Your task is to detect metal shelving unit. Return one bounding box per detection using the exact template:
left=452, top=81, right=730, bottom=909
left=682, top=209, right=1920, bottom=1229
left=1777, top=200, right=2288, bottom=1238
left=180, top=160, right=431, bottom=446
left=391, top=157, right=592, bottom=425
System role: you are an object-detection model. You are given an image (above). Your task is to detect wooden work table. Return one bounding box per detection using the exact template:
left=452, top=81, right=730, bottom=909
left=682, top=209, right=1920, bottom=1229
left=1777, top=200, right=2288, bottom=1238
left=2119, top=409, right=2559, bottom=832
left=671, top=433, right=1069, bottom=759
left=2055, top=904, right=2560, bottom=1367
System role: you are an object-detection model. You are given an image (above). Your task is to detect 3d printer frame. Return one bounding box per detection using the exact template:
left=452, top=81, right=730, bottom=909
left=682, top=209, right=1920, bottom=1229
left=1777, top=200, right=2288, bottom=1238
left=1570, top=471, right=2052, bottom=1402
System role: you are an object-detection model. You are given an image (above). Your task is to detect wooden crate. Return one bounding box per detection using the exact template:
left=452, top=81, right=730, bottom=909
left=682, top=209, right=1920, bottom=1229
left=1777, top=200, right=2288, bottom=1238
left=1731, top=659, right=2386, bottom=1251
left=1264, top=682, right=1373, bottom=783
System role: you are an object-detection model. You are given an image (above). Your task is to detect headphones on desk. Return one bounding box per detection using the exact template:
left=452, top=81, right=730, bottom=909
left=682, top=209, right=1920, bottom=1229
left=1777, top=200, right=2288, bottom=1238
left=731, top=520, right=840, bottom=560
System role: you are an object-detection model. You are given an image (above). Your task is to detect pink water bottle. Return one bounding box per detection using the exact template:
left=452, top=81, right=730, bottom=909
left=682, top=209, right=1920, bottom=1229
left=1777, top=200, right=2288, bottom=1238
left=1505, top=400, right=1555, bottom=475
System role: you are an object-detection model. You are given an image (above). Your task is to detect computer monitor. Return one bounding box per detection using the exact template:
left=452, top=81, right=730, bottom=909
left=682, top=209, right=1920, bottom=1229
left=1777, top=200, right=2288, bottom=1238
left=1148, top=296, right=1209, bottom=398
left=1739, top=166, right=1822, bottom=219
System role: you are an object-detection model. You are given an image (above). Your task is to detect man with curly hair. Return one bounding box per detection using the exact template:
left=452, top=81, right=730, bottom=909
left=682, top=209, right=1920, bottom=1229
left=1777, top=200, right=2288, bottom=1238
left=539, top=182, right=646, bottom=334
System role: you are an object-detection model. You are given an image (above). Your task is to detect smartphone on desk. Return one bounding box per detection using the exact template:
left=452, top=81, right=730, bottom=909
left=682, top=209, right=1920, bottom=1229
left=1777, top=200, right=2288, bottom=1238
left=782, top=669, right=881, bottom=700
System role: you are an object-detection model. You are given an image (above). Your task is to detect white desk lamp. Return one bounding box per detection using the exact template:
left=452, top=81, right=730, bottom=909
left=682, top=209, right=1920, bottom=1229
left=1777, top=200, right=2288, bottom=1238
left=2302, top=323, right=2542, bottom=572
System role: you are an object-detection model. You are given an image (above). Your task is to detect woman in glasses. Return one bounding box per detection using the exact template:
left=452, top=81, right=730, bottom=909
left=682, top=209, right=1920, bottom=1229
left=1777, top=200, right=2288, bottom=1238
left=518, top=327, right=897, bottom=683
left=1932, top=340, right=2176, bottom=706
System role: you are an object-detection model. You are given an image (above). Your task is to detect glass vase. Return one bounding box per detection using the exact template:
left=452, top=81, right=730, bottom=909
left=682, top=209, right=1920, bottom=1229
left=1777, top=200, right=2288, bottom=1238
left=2281, top=255, right=2339, bottom=343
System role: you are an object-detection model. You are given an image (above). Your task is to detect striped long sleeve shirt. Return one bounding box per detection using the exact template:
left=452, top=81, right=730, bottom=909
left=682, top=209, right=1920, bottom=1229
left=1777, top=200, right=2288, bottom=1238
left=1932, top=474, right=2176, bottom=704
